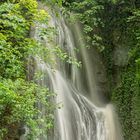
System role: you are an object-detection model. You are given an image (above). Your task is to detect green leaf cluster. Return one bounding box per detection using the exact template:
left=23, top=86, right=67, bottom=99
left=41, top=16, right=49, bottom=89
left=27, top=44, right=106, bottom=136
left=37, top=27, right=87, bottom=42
left=0, top=78, right=53, bottom=139
left=0, top=0, right=54, bottom=139
left=41, top=0, right=65, bottom=7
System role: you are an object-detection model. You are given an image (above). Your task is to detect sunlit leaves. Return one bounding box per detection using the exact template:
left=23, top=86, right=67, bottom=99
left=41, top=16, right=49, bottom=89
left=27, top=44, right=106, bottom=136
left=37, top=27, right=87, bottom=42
left=0, top=78, right=53, bottom=139
left=41, top=0, right=65, bottom=7
left=34, top=9, right=50, bottom=23
left=0, top=1, right=53, bottom=139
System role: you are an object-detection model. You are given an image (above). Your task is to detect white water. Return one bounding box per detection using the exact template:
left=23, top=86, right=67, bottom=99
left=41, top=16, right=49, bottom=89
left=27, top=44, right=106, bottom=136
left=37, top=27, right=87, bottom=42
left=26, top=9, right=123, bottom=140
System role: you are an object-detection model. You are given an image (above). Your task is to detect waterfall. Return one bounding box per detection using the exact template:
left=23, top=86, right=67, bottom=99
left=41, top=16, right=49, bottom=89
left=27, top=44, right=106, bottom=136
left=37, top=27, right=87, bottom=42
left=26, top=8, right=123, bottom=140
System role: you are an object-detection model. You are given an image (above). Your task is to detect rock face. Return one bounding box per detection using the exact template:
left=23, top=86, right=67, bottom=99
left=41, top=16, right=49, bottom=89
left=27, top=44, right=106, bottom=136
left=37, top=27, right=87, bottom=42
left=113, top=46, right=129, bottom=67
left=88, top=48, right=110, bottom=102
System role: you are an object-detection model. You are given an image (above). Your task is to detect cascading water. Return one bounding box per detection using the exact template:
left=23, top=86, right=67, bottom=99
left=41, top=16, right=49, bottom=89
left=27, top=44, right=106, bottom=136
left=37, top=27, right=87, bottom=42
left=27, top=7, right=123, bottom=140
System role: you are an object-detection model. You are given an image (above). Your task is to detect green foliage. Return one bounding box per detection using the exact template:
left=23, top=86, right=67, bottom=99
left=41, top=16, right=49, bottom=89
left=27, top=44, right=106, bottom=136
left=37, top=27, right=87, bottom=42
left=110, top=2, right=140, bottom=140
left=0, top=2, right=34, bottom=79
left=41, top=0, right=65, bottom=7
left=0, top=78, right=53, bottom=139
left=0, top=0, right=54, bottom=139
left=112, top=69, right=134, bottom=140
left=112, top=63, right=140, bottom=140
left=54, top=46, right=82, bottom=67
left=65, top=0, right=104, bottom=51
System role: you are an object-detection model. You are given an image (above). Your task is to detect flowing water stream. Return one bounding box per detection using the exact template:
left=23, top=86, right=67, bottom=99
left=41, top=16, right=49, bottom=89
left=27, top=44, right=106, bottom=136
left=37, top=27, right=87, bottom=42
left=25, top=8, right=123, bottom=140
